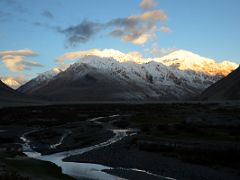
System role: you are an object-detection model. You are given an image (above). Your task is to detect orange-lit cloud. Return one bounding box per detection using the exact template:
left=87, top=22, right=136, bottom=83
left=0, top=49, right=43, bottom=72
left=132, top=10, right=167, bottom=21
left=109, top=10, right=167, bottom=45
left=0, top=49, right=38, bottom=57
left=57, top=1, right=170, bottom=46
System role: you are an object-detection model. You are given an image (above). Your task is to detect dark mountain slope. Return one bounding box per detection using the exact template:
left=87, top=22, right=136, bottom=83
left=0, top=80, right=40, bottom=106
left=200, top=66, right=240, bottom=100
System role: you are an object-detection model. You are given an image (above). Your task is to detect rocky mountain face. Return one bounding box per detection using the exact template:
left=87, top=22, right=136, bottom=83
left=17, top=49, right=238, bottom=102
left=200, top=66, right=240, bottom=101
left=17, top=66, right=68, bottom=94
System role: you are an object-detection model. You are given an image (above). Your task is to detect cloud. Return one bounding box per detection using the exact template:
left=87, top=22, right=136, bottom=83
left=58, top=20, right=103, bottom=48
left=42, top=10, right=54, bottom=19
left=135, top=10, right=167, bottom=21
left=55, top=3, right=169, bottom=47
left=0, top=49, right=43, bottom=72
left=2, top=55, right=43, bottom=72
left=140, top=0, right=159, bottom=10
left=148, top=43, right=177, bottom=57
left=160, top=26, right=172, bottom=33
left=109, top=10, right=167, bottom=45
left=22, top=61, right=44, bottom=68
left=0, top=49, right=38, bottom=57
left=2, top=55, right=25, bottom=72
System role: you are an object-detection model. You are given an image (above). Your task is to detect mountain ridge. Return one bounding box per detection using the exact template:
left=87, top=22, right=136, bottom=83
left=155, top=49, right=238, bottom=76
left=17, top=50, right=237, bottom=101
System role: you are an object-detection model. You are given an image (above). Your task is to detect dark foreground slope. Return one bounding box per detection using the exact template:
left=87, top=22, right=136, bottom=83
left=0, top=80, right=40, bottom=106
left=200, top=66, right=240, bottom=101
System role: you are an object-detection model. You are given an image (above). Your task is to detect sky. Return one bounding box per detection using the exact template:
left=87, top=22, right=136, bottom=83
left=0, top=0, right=240, bottom=85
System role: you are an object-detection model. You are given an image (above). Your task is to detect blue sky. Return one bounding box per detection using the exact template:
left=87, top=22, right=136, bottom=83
left=0, top=0, right=240, bottom=82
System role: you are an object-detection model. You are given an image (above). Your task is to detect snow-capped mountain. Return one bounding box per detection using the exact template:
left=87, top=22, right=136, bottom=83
left=155, top=50, right=238, bottom=76
left=0, top=77, right=22, bottom=89
left=18, top=49, right=238, bottom=101
left=18, top=66, right=68, bottom=94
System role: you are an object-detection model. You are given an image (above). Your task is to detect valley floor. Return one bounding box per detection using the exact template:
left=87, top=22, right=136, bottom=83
left=0, top=103, right=240, bottom=180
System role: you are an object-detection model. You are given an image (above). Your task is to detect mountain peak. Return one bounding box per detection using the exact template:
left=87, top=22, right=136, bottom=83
left=1, top=77, right=21, bottom=89
left=166, top=49, right=201, bottom=58
left=159, top=49, right=213, bottom=64
left=155, top=49, right=238, bottom=76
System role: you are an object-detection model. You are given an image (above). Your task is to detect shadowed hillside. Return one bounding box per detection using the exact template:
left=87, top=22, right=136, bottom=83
left=201, top=66, right=240, bottom=101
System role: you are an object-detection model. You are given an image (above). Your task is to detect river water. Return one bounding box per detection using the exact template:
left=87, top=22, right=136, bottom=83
left=20, top=116, right=175, bottom=180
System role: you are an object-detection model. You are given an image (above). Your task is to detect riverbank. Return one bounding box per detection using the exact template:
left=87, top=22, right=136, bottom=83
left=64, top=135, right=240, bottom=180
left=0, top=151, right=75, bottom=180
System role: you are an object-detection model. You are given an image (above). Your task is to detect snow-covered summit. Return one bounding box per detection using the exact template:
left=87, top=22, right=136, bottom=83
left=162, top=49, right=205, bottom=59
left=155, top=50, right=238, bottom=76
left=58, top=49, right=237, bottom=76
left=0, top=77, right=22, bottom=89
left=57, top=49, right=148, bottom=64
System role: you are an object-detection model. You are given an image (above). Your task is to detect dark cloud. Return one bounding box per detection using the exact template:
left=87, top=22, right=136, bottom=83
left=42, top=10, right=54, bottom=19
left=23, top=61, right=44, bottom=68
left=110, top=29, right=124, bottom=36
left=108, top=18, right=138, bottom=28
left=33, top=22, right=46, bottom=26
left=33, top=20, right=104, bottom=47
left=58, top=20, right=103, bottom=48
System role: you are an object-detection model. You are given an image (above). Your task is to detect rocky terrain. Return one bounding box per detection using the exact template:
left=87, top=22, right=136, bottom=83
left=17, top=49, right=237, bottom=102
